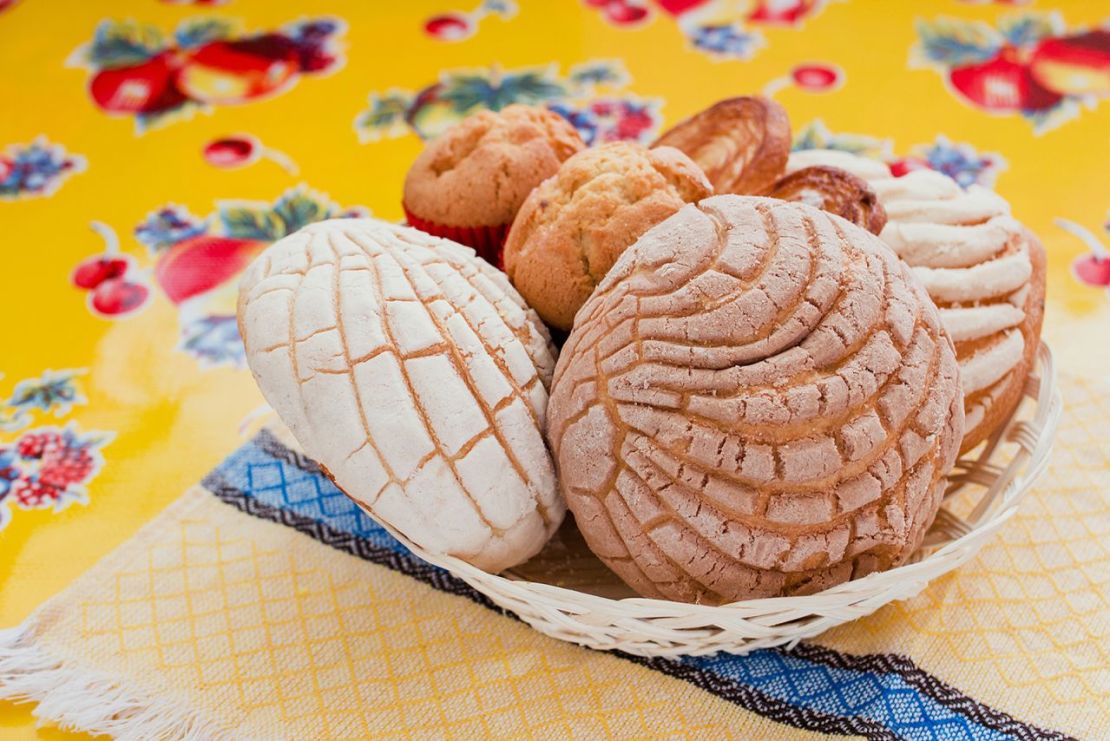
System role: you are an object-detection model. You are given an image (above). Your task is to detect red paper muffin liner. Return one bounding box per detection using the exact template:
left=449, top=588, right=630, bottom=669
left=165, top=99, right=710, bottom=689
left=403, top=203, right=509, bottom=268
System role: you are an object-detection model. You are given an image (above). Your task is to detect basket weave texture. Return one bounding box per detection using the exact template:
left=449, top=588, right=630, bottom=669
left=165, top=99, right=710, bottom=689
left=356, top=343, right=1061, bottom=657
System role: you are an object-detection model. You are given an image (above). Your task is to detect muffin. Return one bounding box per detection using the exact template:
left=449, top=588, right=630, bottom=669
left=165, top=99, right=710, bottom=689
left=504, top=142, right=712, bottom=331
left=546, top=196, right=964, bottom=604
left=403, top=105, right=585, bottom=266
left=787, top=148, right=1046, bottom=453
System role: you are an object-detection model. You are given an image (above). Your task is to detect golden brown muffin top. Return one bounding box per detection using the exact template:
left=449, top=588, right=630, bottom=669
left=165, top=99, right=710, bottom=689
left=403, top=105, right=584, bottom=228
left=504, top=141, right=711, bottom=330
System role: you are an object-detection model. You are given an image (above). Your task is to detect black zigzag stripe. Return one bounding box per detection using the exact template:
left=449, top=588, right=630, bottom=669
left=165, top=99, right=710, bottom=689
left=227, top=433, right=1070, bottom=741
left=202, top=471, right=505, bottom=615
left=204, top=472, right=901, bottom=740
left=253, top=428, right=323, bottom=474
left=785, top=644, right=1076, bottom=741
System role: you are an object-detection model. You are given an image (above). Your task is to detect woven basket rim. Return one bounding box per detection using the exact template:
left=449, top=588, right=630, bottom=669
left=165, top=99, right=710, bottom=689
left=362, top=342, right=1062, bottom=654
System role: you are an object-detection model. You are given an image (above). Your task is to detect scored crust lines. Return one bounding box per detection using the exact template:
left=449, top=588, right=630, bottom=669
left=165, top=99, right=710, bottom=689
left=240, top=220, right=564, bottom=572
left=547, top=196, right=963, bottom=604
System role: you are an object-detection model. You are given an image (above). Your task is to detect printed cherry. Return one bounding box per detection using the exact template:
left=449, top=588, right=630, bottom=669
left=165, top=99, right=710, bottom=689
left=424, top=13, right=472, bottom=41
left=949, top=46, right=1062, bottom=112
left=1074, top=254, right=1110, bottom=287
left=72, top=222, right=136, bottom=292
left=89, top=51, right=187, bottom=114
left=1056, top=218, right=1110, bottom=288
left=605, top=2, right=649, bottom=25
left=72, top=256, right=129, bottom=289
left=791, top=64, right=841, bottom=92
left=889, top=157, right=930, bottom=178
left=202, top=135, right=299, bottom=174
left=90, top=278, right=149, bottom=317
left=203, top=136, right=255, bottom=167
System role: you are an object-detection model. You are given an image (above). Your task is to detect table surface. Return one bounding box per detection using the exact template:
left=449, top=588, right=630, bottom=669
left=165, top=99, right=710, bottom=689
left=2, top=1, right=1108, bottom=738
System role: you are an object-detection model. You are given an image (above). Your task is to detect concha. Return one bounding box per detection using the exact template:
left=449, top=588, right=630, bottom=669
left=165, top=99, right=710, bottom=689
left=239, top=218, right=564, bottom=572
left=546, top=196, right=964, bottom=604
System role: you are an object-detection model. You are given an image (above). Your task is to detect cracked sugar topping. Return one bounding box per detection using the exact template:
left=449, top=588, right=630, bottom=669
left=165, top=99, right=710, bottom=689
left=546, top=196, right=963, bottom=604
left=240, top=218, right=564, bottom=572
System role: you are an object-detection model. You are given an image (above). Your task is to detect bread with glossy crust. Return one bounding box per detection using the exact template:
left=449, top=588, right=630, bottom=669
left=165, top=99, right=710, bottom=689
left=653, top=96, right=791, bottom=195
left=787, top=149, right=1046, bottom=453
left=239, top=218, right=564, bottom=573
left=546, top=196, right=964, bottom=604
left=403, top=104, right=585, bottom=229
left=504, top=142, right=712, bottom=331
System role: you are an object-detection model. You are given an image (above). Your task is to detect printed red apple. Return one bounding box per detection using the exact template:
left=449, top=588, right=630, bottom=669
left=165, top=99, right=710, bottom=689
left=72, top=256, right=130, bottom=289
left=178, top=35, right=300, bottom=105
left=0, top=157, right=12, bottom=182
left=154, top=235, right=265, bottom=304
left=89, top=52, right=187, bottom=114
left=90, top=278, right=149, bottom=317
left=949, top=46, right=1062, bottom=112
left=1031, top=30, right=1110, bottom=97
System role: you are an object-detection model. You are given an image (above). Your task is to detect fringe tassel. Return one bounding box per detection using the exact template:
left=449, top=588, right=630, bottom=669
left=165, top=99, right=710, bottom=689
left=0, top=625, right=235, bottom=740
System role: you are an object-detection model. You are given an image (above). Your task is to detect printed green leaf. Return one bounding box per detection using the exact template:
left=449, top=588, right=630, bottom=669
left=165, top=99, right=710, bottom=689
left=174, top=18, right=234, bottom=49
left=913, top=17, right=1000, bottom=67
left=998, top=13, right=1061, bottom=49
left=85, top=20, right=166, bottom=69
left=219, top=206, right=285, bottom=241
left=272, top=189, right=329, bottom=236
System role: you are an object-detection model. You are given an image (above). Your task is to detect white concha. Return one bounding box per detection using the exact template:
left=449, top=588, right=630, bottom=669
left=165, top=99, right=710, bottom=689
left=238, top=218, right=564, bottom=572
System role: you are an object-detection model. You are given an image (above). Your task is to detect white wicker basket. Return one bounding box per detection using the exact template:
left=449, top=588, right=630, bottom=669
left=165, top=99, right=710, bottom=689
left=360, top=343, right=1061, bottom=658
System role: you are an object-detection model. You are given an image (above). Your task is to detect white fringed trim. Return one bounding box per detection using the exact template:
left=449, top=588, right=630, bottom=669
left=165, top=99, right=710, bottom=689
left=0, top=625, right=236, bottom=740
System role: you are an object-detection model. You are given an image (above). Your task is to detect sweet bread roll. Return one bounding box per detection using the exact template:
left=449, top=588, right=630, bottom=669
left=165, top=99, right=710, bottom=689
left=787, top=149, right=1046, bottom=452
left=239, top=219, right=564, bottom=572
left=504, top=141, right=712, bottom=331
left=653, top=96, right=791, bottom=195
left=546, top=196, right=964, bottom=604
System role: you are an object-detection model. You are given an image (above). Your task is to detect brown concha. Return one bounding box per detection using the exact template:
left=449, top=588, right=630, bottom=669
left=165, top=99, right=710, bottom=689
left=767, top=165, right=887, bottom=235
left=546, top=196, right=965, bottom=605
left=653, top=96, right=791, bottom=196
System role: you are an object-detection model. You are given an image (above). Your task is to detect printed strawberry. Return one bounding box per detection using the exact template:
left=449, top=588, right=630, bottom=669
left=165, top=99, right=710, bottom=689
left=11, top=477, right=62, bottom=509
left=1031, top=29, right=1110, bottom=97
left=16, top=431, right=63, bottom=459
left=178, top=34, right=300, bottom=105
left=949, top=46, right=1062, bottom=112
left=89, top=51, right=187, bottom=114
left=90, top=278, right=149, bottom=317
left=154, top=235, right=265, bottom=304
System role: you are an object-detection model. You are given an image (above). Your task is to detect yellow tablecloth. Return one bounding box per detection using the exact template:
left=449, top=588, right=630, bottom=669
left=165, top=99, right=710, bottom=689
left=1, top=1, right=1108, bottom=738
